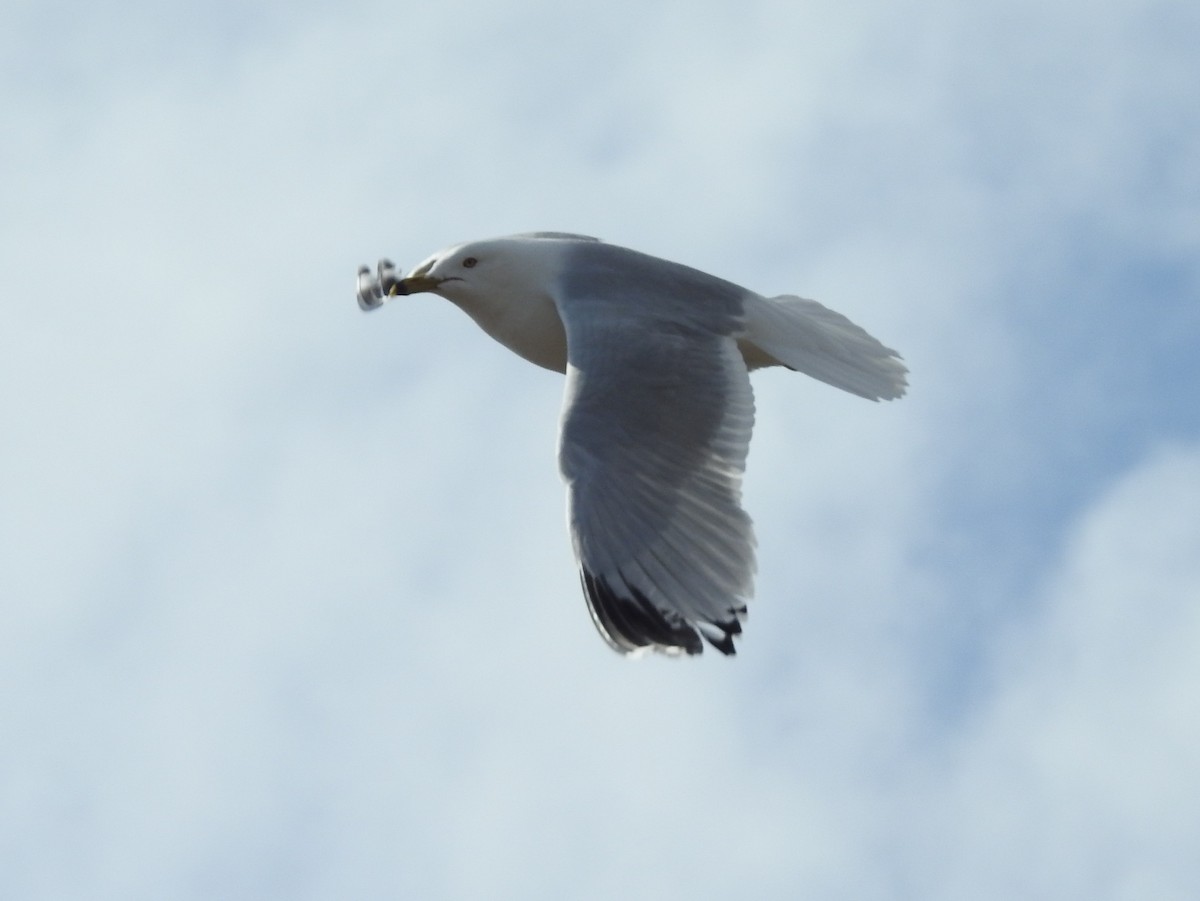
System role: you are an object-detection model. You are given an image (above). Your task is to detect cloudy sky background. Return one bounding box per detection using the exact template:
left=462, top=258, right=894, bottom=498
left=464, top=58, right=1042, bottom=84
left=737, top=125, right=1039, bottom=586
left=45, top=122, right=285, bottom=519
left=3, top=0, right=1199, bottom=897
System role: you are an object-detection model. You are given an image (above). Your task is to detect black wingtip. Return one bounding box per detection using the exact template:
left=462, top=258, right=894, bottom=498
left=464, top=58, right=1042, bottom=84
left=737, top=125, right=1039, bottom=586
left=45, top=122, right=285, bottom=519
left=706, top=631, right=737, bottom=656
left=579, top=570, right=746, bottom=657
left=699, top=611, right=743, bottom=656
left=580, top=570, right=704, bottom=656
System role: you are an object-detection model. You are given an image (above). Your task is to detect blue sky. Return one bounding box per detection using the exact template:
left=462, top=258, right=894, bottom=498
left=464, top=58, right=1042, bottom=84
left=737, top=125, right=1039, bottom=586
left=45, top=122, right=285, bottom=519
left=2, top=0, right=1199, bottom=898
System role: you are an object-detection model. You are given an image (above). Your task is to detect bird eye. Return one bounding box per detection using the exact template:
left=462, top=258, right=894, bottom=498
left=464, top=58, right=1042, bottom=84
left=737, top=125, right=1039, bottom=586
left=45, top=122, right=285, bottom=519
left=462, top=257, right=478, bottom=268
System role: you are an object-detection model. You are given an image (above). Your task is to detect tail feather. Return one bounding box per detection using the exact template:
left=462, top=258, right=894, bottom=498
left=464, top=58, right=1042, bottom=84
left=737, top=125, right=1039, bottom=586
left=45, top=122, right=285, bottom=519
left=743, top=294, right=908, bottom=401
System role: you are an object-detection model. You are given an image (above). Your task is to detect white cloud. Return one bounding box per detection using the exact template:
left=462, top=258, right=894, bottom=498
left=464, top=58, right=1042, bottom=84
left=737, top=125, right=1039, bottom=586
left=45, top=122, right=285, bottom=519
left=1, top=0, right=1198, bottom=898
left=906, top=443, right=1200, bottom=900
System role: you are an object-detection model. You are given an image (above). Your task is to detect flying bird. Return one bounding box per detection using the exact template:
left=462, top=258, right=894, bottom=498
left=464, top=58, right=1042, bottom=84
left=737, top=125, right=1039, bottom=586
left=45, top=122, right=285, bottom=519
left=356, top=233, right=906, bottom=656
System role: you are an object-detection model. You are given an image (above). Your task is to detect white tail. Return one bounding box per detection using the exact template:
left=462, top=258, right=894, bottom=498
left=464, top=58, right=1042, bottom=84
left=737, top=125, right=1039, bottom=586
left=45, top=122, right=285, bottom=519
left=742, top=295, right=908, bottom=401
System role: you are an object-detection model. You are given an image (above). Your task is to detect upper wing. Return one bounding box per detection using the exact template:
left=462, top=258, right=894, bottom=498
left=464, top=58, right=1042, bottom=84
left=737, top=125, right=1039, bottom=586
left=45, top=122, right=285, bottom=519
left=553, top=244, right=757, bottom=655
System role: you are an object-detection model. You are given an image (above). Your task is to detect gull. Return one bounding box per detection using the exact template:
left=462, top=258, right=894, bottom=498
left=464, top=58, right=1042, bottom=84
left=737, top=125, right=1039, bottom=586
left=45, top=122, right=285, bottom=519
left=356, top=233, right=906, bottom=656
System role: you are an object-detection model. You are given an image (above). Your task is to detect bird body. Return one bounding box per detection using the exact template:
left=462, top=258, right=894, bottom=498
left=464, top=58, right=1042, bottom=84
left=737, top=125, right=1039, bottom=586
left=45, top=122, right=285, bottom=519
left=356, top=232, right=906, bottom=656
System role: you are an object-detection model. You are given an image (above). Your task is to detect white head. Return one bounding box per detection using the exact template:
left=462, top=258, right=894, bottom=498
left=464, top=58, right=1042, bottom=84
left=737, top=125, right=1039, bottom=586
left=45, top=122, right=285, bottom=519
left=385, top=233, right=598, bottom=373
left=390, top=234, right=593, bottom=312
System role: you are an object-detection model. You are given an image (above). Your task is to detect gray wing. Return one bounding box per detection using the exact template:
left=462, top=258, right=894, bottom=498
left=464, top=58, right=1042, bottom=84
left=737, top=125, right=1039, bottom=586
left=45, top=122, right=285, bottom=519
left=554, top=244, right=757, bottom=655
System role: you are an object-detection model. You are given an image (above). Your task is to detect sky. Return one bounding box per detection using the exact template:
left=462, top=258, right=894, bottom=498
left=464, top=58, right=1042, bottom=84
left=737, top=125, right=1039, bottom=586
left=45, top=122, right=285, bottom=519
left=2, top=0, right=1199, bottom=898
